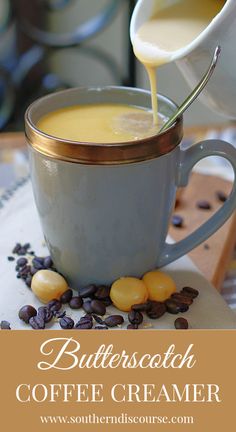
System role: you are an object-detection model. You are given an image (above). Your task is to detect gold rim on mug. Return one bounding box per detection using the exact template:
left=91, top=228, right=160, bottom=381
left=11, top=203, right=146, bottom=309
left=25, top=87, right=183, bottom=165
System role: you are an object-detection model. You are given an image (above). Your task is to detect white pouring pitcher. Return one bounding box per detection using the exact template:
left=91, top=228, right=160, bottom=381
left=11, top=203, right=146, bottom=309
left=130, top=0, right=236, bottom=119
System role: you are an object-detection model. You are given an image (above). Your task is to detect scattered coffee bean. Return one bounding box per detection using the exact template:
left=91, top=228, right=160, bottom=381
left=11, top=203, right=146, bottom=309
left=19, top=305, right=37, bottom=323
left=32, top=258, right=44, bottom=270
left=165, top=299, right=181, bottom=314
left=91, top=299, right=106, bottom=316
left=69, top=296, right=83, bottom=309
left=60, top=289, right=73, bottom=304
left=176, top=302, right=189, bottom=313
left=43, top=256, right=53, bottom=269
left=47, top=299, right=62, bottom=312
left=75, top=316, right=93, bottom=329
left=172, top=215, right=184, bottom=228
left=30, top=267, right=38, bottom=276
left=7, top=256, right=15, bottom=262
left=12, top=243, right=21, bottom=254
left=204, top=243, right=210, bottom=250
left=175, top=317, right=189, bottom=329
left=59, top=316, right=74, bottom=329
left=181, top=286, right=199, bottom=299
left=79, top=284, right=97, bottom=298
left=17, top=257, right=28, bottom=267
left=127, top=324, right=139, bottom=329
left=92, top=314, right=105, bottom=325
left=34, top=256, right=45, bottom=265
left=147, top=301, right=166, bottom=319
left=29, top=315, right=45, bottom=329
left=18, top=248, right=27, bottom=256
left=83, top=301, right=94, bottom=314
left=23, top=243, right=30, bottom=250
left=25, top=276, right=32, bottom=288
left=171, top=293, right=193, bottom=306
left=216, top=190, right=227, bottom=203
left=38, top=306, right=53, bottom=323
left=128, top=310, right=143, bottom=325
left=196, top=200, right=212, bottom=210
left=1, top=320, right=11, bottom=330
left=132, top=302, right=150, bottom=312
left=104, top=315, right=124, bottom=327
left=94, top=285, right=110, bottom=300
left=101, top=297, right=112, bottom=307
left=95, top=325, right=108, bottom=330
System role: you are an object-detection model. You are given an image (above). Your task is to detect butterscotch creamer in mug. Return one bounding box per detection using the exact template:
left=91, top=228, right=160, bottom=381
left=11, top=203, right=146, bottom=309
left=37, top=103, right=166, bottom=143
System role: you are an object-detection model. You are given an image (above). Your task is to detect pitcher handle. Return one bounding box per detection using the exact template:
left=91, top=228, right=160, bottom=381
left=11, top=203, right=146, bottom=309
left=158, top=140, right=236, bottom=267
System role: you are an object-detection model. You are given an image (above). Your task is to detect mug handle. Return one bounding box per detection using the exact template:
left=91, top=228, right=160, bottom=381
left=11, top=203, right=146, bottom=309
left=158, top=140, right=236, bottom=267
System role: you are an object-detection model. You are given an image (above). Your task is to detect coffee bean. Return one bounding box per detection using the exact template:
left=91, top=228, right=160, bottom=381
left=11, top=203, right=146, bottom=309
left=13, top=243, right=21, bottom=254
left=59, top=316, right=74, bottom=329
left=75, top=316, right=93, bottom=329
left=34, top=256, right=45, bottom=265
left=69, top=296, right=83, bottom=309
left=94, top=285, right=110, bottom=300
left=176, top=302, right=189, bottom=313
left=43, top=256, right=53, bottom=269
left=147, top=301, right=166, bottom=319
left=7, top=256, right=15, bottom=262
left=60, top=289, right=73, bottom=304
left=171, top=293, right=193, bottom=306
left=95, top=325, right=108, bottom=330
left=181, top=286, right=199, bottom=299
left=104, top=315, right=124, bottom=327
left=47, top=299, right=62, bottom=312
left=172, top=215, right=184, bottom=228
left=38, top=306, right=53, bottom=323
left=127, top=324, right=139, bottom=329
left=25, top=275, right=32, bottom=288
left=216, top=190, right=227, bottom=203
left=79, top=284, right=97, bottom=298
left=17, top=257, right=28, bottom=267
left=132, top=302, right=150, bottom=312
left=175, top=317, right=189, bottom=329
left=92, top=314, right=105, bottom=325
left=18, top=248, right=27, bottom=256
left=1, top=320, right=11, bottom=330
left=204, top=243, right=210, bottom=250
left=128, top=310, right=143, bottom=325
left=83, top=301, right=93, bottom=314
left=165, top=299, right=181, bottom=314
left=91, top=300, right=106, bottom=316
left=30, top=267, right=38, bottom=276
left=29, top=315, right=45, bottom=329
left=19, top=305, right=37, bottom=323
left=101, top=297, right=112, bottom=307
left=196, top=200, right=212, bottom=210
left=32, top=259, right=44, bottom=270
left=23, top=243, right=31, bottom=251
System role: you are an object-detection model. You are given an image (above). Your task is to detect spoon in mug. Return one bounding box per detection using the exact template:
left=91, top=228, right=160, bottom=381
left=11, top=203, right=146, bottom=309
left=159, top=46, right=221, bottom=133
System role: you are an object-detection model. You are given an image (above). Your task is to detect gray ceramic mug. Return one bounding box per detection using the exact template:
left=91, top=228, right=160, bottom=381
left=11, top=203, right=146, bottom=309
left=25, top=87, right=236, bottom=288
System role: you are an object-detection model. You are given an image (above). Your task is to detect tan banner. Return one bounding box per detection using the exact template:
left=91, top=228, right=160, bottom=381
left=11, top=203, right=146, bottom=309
left=0, top=330, right=235, bottom=431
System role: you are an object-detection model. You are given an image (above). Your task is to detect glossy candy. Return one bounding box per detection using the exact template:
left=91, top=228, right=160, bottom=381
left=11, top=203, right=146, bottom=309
left=143, top=270, right=176, bottom=302
left=110, top=277, right=148, bottom=312
left=31, top=270, right=68, bottom=303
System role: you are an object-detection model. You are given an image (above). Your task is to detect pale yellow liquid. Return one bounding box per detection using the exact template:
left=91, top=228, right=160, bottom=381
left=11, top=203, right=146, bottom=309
left=134, top=0, right=225, bottom=124
left=37, top=104, right=164, bottom=143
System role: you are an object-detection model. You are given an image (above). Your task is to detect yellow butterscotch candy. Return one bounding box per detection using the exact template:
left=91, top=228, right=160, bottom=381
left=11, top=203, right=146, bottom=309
left=110, top=277, right=148, bottom=312
left=143, top=270, right=176, bottom=302
left=31, top=270, right=68, bottom=303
